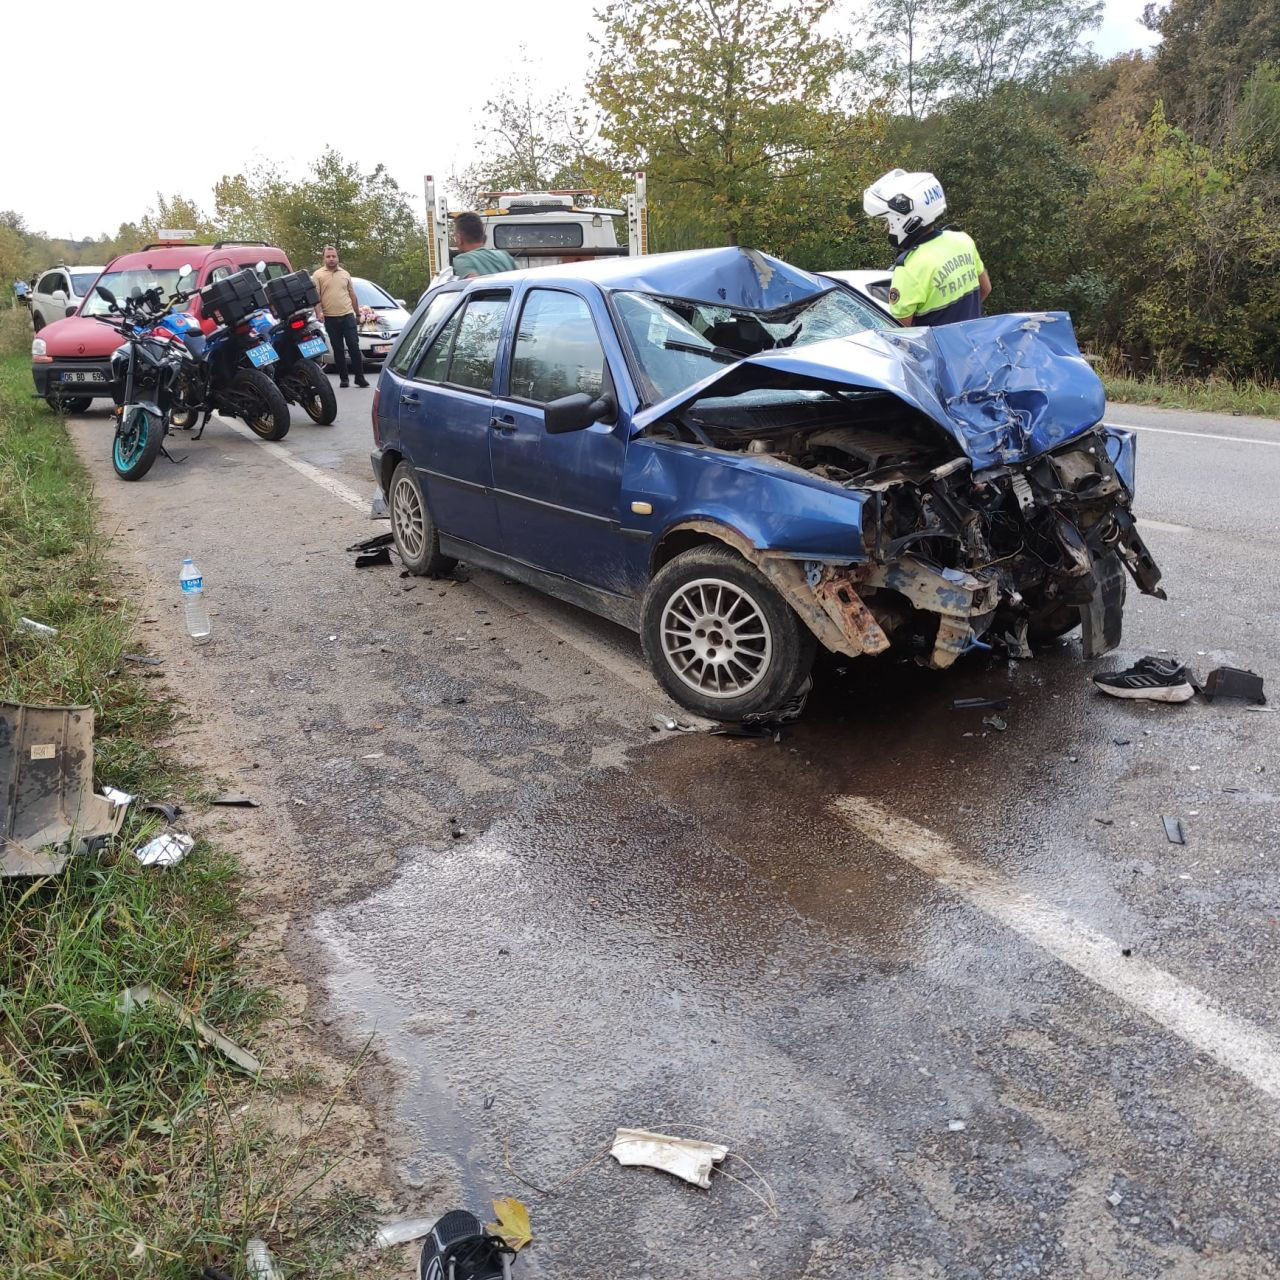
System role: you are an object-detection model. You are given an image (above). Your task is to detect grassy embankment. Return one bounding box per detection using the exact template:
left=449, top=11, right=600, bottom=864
left=0, top=339, right=376, bottom=1278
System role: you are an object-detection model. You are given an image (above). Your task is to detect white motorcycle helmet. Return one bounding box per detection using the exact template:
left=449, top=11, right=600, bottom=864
left=863, top=168, right=947, bottom=249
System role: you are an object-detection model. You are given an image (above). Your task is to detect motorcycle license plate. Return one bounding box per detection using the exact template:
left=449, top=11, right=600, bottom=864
left=62, top=370, right=104, bottom=383
left=246, top=343, right=278, bottom=368
left=299, top=336, right=327, bottom=358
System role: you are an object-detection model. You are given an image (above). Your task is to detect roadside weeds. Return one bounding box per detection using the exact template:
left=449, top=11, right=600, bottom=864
left=1102, top=369, right=1280, bottom=418
left=0, top=355, right=393, bottom=1278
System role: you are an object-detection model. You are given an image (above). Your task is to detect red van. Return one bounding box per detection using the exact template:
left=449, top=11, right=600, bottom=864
left=31, top=240, right=294, bottom=412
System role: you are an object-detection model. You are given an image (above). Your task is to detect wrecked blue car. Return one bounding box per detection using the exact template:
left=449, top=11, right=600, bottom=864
left=372, top=247, right=1164, bottom=720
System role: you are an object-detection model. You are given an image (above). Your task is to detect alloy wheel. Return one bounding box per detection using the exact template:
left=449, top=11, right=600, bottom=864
left=392, top=474, right=425, bottom=560
left=660, top=576, right=773, bottom=698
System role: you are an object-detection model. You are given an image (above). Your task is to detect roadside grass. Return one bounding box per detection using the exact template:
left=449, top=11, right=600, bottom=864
left=0, top=306, right=32, bottom=358
left=0, top=355, right=380, bottom=1278
left=1101, top=368, right=1280, bottom=418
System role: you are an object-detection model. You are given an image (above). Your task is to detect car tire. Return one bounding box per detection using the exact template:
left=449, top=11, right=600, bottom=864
left=232, top=368, right=290, bottom=440
left=45, top=393, right=93, bottom=415
left=1027, top=604, right=1080, bottom=643
left=389, top=459, right=457, bottom=577
left=641, top=544, right=816, bottom=722
left=31, top=311, right=45, bottom=333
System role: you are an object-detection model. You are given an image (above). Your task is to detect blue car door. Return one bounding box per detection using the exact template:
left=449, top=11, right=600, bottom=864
left=488, top=287, right=629, bottom=590
left=396, top=289, right=512, bottom=550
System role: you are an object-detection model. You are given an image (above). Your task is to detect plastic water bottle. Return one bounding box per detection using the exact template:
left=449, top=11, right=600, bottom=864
left=180, top=558, right=211, bottom=643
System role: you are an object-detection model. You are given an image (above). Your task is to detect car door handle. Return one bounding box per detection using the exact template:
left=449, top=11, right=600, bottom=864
left=400, top=391, right=420, bottom=406
left=489, top=413, right=517, bottom=433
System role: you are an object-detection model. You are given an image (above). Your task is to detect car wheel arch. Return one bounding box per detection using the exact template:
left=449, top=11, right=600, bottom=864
left=379, top=447, right=403, bottom=496
left=650, top=518, right=891, bottom=664
left=651, top=519, right=759, bottom=577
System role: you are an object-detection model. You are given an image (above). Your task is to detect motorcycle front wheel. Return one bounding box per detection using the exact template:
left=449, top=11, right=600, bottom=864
left=112, top=406, right=164, bottom=481
left=230, top=368, right=290, bottom=441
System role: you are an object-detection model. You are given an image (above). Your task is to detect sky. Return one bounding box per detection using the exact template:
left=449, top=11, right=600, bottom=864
left=1, top=0, right=1159, bottom=242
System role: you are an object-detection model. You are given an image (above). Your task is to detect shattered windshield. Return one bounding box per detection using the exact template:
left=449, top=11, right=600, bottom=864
left=614, top=287, right=894, bottom=403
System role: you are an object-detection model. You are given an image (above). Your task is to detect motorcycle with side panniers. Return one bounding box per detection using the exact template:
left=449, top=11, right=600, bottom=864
left=95, top=263, right=334, bottom=479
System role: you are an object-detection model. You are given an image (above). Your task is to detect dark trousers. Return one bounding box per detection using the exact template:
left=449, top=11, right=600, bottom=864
left=324, top=314, right=364, bottom=382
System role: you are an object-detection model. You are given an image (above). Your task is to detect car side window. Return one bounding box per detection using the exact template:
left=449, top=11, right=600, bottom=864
left=445, top=294, right=510, bottom=393
left=510, top=290, right=607, bottom=403
left=37, top=273, right=55, bottom=295
left=391, top=292, right=459, bottom=377
left=208, top=266, right=231, bottom=284
left=415, top=308, right=464, bottom=384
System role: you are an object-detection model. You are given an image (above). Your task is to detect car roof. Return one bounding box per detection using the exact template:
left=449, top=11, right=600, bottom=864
left=101, top=244, right=290, bottom=272
left=460, top=247, right=834, bottom=311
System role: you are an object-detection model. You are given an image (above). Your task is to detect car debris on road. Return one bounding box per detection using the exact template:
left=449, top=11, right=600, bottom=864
left=609, top=1127, right=729, bottom=1188
left=1, top=700, right=126, bottom=876
left=118, top=982, right=261, bottom=1075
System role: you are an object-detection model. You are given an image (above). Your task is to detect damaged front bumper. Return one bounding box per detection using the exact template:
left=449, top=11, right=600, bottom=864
left=720, top=427, right=1165, bottom=669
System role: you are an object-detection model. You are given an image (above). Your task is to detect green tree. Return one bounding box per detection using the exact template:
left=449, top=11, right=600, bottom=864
left=945, top=0, right=1103, bottom=98
left=903, top=86, right=1091, bottom=312
left=592, top=0, right=887, bottom=265
left=1081, top=101, right=1280, bottom=373
left=1143, top=0, right=1280, bottom=142
left=453, top=59, right=601, bottom=205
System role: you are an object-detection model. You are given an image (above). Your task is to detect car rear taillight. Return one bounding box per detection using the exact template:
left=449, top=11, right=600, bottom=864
left=289, top=316, right=307, bottom=330
left=371, top=387, right=381, bottom=446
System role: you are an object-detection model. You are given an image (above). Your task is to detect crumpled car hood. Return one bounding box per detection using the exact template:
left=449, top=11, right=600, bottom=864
left=631, top=311, right=1106, bottom=471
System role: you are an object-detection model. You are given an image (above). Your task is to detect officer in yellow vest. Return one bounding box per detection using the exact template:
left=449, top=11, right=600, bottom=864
left=863, top=169, right=992, bottom=326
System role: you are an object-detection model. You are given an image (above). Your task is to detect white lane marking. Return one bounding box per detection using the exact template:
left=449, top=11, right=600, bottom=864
left=834, top=797, right=1280, bottom=1101
left=225, top=420, right=659, bottom=696
left=223, top=420, right=368, bottom=512
left=1135, top=517, right=1190, bottom=534
left=1114, top=423, right=1280, bottom=450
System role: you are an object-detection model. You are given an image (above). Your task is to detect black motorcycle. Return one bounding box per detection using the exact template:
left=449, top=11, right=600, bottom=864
left=167, top=267, right=291, bottom=442
left=92, top=283, right=186, bottom=481
left=262, top=270, right=337, bottom=425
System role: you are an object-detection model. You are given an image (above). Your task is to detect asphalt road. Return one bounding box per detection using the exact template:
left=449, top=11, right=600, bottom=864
left=66, top=387, right=1280, bottom=1278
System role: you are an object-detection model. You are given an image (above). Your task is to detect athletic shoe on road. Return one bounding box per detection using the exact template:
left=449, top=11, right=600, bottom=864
left=1093, top=656, right=1196, bottom=702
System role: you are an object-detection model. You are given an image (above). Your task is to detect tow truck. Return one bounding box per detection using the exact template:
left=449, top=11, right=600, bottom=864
left=422, top=172, right=649, bottom=282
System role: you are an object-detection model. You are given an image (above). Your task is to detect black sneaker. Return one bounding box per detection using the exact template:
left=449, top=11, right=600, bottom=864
left=339, top=380, right=349, bottom=388
left=355, top=378, right=370, bottom=388
left=1093, top=656, right=1195, bottom=703
left=419, top=1210, right=515, bottom=1280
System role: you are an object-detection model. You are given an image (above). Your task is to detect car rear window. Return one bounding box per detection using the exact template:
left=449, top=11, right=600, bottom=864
left=494, top=223, right=585, bottom=250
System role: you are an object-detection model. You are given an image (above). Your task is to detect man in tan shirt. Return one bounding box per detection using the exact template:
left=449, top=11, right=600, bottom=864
left=312, top=245, right=368, bottom=388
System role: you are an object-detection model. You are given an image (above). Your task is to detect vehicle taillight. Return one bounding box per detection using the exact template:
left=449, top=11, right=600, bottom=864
left=371, top=387, right=381, bottom=446
left=289, top=316, right=307, bottom=330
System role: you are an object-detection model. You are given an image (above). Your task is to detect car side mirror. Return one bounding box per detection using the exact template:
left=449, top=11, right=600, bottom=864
left=51, top=289, right=67, bottom=304
left=544, top=391, right=616, bottom=435
left=95, top=285, right=117, bottom=306
left=395, top=298, right=406, bottom=308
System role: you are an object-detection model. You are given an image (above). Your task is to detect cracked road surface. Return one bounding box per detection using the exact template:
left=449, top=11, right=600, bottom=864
left=67, top=392, right=1280, bottom=1278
